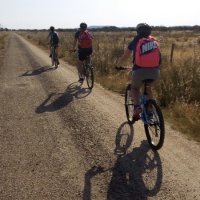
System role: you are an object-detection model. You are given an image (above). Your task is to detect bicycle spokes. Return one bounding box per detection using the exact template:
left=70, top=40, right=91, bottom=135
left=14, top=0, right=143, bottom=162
left=125, top=84, right=134, bottom=124
left=144, top=99, right=165, bottom=150
left=85, top=65, right=94, bottom=89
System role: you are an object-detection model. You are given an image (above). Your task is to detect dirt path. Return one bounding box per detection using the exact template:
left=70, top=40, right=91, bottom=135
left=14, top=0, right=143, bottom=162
left=0, top=33, right=199, bottom=200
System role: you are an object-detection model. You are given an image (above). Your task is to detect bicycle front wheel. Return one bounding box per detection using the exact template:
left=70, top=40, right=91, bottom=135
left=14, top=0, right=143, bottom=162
left=144, top=99, right=165, bottom=150
left=85, top=65, right=94, bottom=89
left=125, top=84, right=134, bottom=124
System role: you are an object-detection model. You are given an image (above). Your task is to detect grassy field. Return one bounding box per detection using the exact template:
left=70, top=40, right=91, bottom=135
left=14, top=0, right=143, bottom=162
left=0, top=32, right=9, bottom=61
left=10, top=30, right=200, bottom=142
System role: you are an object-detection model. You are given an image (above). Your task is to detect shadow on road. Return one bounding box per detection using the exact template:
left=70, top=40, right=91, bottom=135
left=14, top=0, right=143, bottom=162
left=83, top=122, right=163, bottom=200
left=35, top=82, right=92, bottom=113
left=19, top=65, right=55, bottom=76
left=107, top=140, right=163, bottom=200
left=114, top=122, right=134, bottom=156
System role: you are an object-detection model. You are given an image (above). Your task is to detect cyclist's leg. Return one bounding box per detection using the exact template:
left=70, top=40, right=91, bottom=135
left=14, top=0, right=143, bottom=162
left=78, top=51, right=85, bottom=81
left=78, top=60, right=84, bottom=75
left=131, top=69, right=144, bottom=118
left=131, top=70, right=142, bottom=105
left=85, top=49, right=93, bottom=65
left=146, top=68, right=160, bottom=99
left=54, top=45, right=58, bottom=55
left=54, top=45, right=59, bottom=65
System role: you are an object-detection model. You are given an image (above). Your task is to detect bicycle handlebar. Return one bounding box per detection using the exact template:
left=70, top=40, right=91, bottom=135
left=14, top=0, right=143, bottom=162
left=70, top=49, right=76, bottom=52
left=115, top=66, right=132, bottom=70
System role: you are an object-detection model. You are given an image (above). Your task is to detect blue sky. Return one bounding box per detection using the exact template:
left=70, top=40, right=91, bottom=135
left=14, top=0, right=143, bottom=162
left=0, top=0, right=199, bottom=29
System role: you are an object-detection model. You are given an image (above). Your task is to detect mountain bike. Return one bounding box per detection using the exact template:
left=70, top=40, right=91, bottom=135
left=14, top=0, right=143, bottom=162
left=116, top=66, right=165, bottom=150
left=50, top=45, right=59, bottom=69
left=70, top=50, right=94, bottom=89
left=82, top=55, right=94, bottom=89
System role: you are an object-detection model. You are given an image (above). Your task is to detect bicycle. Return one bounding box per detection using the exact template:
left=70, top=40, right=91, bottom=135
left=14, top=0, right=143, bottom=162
left=70, top=50, right=94, bottom=89
left=116, top=66, right=165, bottom=150
left=50, top=45, right=59, bottom=69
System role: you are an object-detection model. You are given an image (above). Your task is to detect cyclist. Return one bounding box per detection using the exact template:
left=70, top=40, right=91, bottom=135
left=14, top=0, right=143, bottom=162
left=47, top=26, right=60, bottom=65
left=71, top=22, right=93, bottom=82
left=116, top=23, right=161, bottom=120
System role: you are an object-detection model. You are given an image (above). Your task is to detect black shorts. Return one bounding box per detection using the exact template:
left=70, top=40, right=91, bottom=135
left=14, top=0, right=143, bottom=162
left=50, top=43, right=59, bottom=49
left=78, top=48, right=93, bottom=61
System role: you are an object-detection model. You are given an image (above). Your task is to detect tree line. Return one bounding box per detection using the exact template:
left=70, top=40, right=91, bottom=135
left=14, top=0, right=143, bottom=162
left=1, top=25, right=200, bottom=32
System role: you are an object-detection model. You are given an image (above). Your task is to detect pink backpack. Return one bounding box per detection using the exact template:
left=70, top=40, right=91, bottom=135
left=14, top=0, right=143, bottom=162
left=135, top=36, right=160, bottom=67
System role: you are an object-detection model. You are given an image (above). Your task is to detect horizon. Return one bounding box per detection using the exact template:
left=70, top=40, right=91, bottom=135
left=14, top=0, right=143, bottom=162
left=1, top=24, right=200, bottom=31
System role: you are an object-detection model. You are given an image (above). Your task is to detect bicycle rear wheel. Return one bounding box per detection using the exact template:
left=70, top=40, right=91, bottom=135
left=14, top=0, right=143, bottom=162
left=85, top=65, right=94, bottom=89
left=144, top=99, right=165, bottom=150
left=51, top=51, right=54, bottom=66
left=125, top=84, right=134, bottom=124
left=54, top=53, right=58, bottom=69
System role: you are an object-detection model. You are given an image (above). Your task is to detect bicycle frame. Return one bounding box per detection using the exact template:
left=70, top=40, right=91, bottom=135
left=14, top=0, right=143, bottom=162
left=51, top=46, right=56, bottom=58
left=140, top=81, right=161, bottom=127
left=82, top=55, right=94, bottom=89
left=140, top=94, right=149, bottom=125
left=50, top=45, right=58, bottom=68
left=121, top=66, right=165, bottom=150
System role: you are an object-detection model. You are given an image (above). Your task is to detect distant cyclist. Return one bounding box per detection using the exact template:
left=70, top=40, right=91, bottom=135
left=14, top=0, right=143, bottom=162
left=71, top=22, right=93, bottom=82
left=48, top=26, right=60, bottom=65
left=117, top=23, right=161, bottom=120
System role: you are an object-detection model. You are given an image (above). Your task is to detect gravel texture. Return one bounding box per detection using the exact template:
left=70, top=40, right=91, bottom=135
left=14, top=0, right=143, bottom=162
left=0, top=33, right=199, bottom=200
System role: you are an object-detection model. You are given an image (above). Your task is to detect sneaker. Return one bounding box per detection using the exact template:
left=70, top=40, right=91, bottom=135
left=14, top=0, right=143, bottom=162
left=78, top=77, right=84, bottom=82
left=133, top=105, right=142, bottom=120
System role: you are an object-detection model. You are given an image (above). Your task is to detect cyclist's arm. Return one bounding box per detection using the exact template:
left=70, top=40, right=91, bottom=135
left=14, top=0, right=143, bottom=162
left=117, top=47, right=132, bottom=67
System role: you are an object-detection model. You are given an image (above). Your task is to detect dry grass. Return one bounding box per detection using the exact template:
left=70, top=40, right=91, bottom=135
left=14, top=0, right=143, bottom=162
left=0, top=32, right=9, bottom=63
left=17, top=30, right=200, bottom=143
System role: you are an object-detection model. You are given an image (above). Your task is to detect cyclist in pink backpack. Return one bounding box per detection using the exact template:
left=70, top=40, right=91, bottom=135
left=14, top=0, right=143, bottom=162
left=71, top=22, right=93, bottom=82
left=117, top=23, right=161, bottom=120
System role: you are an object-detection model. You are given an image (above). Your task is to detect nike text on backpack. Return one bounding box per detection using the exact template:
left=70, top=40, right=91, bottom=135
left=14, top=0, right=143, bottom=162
left=135, top=36, right=160, bottom=67
left=78, top=30, right=93, bottom=48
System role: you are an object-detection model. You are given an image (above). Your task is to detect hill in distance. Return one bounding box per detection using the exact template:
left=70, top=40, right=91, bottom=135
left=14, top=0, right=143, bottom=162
left=88, top=25, right=114, bottom=29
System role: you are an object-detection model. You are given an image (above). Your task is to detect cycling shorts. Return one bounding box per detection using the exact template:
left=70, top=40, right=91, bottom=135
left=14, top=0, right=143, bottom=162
left=50, top=43, right=59, bottom=48
left=78, top=48, right=93, bottom=61
left=131, top=68, right=160, bottom=89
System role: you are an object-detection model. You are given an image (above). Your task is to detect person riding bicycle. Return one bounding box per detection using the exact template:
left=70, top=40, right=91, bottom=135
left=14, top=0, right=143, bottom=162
left=48, top=26, right=60, bottom=65
left=117, top=23, right=161, bottom=120
left=71, top=22, right=93, bottom=82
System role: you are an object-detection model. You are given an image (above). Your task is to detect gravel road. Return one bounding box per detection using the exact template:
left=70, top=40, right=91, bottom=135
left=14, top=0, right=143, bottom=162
left=0, top=33, right=199, bottom=200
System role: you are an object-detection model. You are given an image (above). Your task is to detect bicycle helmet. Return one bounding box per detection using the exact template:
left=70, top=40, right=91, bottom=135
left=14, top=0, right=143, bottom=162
left=50, top=26, right=55, bottom=31
left=80, top=22, right=87, bottom=30
left=136, top=23, right=152, bottom=35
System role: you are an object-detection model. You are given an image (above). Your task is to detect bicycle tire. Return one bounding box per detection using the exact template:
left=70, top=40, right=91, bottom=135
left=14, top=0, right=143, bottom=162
left=144, top=99, right=165, bottom=150
left=51, top=51, right=54, bottom=66
left=54, top=53, right=58, bottom=68
left=125, top=84, right=134, bottom=124
left=85, top=65, right=94, bottom=89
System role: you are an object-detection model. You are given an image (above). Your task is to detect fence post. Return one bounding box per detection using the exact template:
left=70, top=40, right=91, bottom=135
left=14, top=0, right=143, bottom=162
left=170, top=43, right=175, bottom=64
